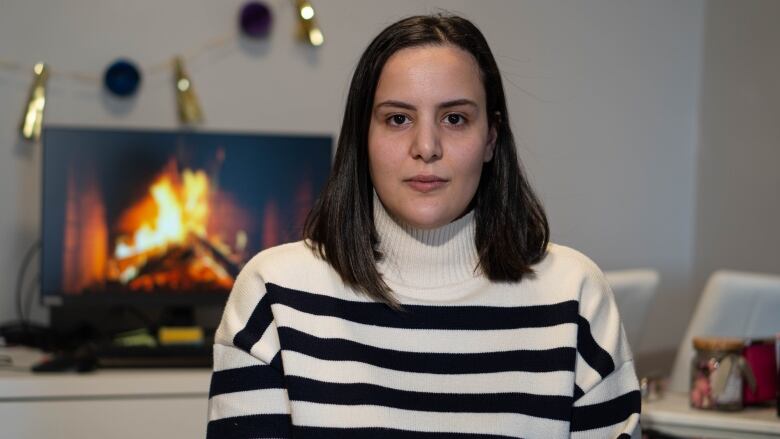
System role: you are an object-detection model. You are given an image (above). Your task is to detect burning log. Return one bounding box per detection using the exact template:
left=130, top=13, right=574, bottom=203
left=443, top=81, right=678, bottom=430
left=191, top=233, right=241, bottom=279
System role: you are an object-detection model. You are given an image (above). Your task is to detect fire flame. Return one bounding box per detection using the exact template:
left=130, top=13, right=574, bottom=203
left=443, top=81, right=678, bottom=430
left=61, top=152, right=268, bottom=296
left=105, top=162, right=244, bottom=292
left=115, top=169, right=209, bottom=259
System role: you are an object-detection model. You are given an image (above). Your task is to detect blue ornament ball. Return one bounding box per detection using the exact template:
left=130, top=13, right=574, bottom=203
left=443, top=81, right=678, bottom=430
left=104, top=59, right=142, bottom=97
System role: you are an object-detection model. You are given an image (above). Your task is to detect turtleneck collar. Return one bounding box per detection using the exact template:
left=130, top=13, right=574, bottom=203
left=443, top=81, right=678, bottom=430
left=373, top=193, right=482, bottom=291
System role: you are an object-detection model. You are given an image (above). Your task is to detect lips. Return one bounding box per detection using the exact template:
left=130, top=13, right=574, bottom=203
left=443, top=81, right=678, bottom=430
left=405, top=175, right=449, bottom=193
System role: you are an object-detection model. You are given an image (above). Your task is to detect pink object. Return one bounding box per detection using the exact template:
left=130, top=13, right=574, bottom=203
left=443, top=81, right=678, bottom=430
left=743, top=339, right=777, bottom=405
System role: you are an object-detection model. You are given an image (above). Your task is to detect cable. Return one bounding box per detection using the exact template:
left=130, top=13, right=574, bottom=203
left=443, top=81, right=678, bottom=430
left=23, top=273, right=41, bottom=324
left=15, top=240, right=41, bottom=327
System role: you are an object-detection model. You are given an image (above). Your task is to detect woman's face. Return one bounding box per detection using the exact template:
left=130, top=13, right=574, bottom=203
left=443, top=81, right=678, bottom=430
left=368, top=44, right=496, bottom=230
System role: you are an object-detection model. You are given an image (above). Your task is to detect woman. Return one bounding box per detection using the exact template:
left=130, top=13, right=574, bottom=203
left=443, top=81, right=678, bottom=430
left=208, top=14, right=640, bottom=439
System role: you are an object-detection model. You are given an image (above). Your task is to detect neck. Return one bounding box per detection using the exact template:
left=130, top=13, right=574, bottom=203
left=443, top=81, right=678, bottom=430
left=373, top=195, right=481, bottom=289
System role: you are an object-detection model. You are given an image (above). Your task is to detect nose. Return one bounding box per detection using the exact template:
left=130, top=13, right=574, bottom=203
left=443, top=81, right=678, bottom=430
left=410, top=119, right=442, bottom=162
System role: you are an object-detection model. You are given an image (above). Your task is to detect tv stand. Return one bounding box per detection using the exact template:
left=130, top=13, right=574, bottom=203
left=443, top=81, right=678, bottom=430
left=50, top=302, right=221, bottom=338
left=160, top=305, right=197, bottom=327
left=44, top=303, right=219, bottom=369
left=95, top=341, right=213, bottom=368
left=0, top=346, right=210, bottom=438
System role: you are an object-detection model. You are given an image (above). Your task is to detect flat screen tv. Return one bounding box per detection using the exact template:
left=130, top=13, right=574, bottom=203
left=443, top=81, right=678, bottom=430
left=40, top=126, right=332, bottom=307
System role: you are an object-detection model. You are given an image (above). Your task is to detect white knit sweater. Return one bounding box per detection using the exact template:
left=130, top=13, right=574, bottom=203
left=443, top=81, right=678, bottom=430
left=207, top=202, right=641, bottom=438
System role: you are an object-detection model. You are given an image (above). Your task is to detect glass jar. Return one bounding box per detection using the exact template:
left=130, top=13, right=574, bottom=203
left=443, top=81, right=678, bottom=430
left=690, top=337, right=745, bottom=410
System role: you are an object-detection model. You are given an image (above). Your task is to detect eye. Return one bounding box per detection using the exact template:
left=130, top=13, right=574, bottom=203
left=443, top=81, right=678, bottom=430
left=444, top=113, right=466, bottom=126
left=387, top=114, right=410, bottom=126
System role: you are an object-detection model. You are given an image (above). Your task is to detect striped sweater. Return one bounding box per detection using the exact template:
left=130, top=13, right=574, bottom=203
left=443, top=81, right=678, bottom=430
left=207, top=202, right=641, bottom=438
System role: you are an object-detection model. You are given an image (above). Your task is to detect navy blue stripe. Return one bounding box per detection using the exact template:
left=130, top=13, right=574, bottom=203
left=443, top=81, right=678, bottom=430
left=279, top=326, right=576, bottom=374
left=570, top=390, right=641, bottom=432
left=206, top=413, right=291, bottom=438
left=577, top=316, right=615, bottom=378
left=573, top=384, right=585, bottom=401
left=209, top=365, right=285, bottom=398
left=269, top=350, right=284, bottom=373
left=233, top=292, right=274, bottom=352
left=286, top=376, right=571, bottom=420
left=292, top=426, right=518, bottom=439
left=267, top=283, right=579, bottom=330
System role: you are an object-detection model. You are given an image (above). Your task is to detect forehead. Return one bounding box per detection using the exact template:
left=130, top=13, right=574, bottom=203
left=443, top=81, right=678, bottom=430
left=374, top=45, right=485, bottom=103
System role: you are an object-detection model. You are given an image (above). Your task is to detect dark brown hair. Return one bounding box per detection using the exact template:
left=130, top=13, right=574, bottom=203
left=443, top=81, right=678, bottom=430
left=303, top=14, right=549, bottom=308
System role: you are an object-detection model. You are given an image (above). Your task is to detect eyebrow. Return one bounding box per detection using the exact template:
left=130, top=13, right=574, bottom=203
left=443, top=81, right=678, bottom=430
left=374, top=98, right=479, bottom=111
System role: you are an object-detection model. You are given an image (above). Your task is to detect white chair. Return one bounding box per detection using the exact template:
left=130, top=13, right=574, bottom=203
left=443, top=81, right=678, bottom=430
left=604, top=269, right=660, bottom=354
left=669, top=270, right=780, bottom=392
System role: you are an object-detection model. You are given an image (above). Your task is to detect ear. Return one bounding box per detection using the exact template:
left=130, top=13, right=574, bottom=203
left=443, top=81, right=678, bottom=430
left=483, top=114, right=499, bottom=162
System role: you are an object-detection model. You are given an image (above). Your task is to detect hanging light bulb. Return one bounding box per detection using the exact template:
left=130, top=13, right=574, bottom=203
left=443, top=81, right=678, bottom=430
left=18, top=62, right=49, bottom=142
left=295, top=0, right=324, bottom=47
left=173, top=56, right=203, bottom=124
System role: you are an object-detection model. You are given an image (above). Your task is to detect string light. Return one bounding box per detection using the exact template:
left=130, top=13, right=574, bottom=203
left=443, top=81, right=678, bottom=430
left=295, top=0, right=324, bottom=46
left=18, top=63, right=48, bottom=142
left=0, top=0, right=325, bottom=138
left=173, top=56, right=204, bottom=124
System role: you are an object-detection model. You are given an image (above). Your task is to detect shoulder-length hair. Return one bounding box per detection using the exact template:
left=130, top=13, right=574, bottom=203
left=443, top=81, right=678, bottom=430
left=304, top=14, right=549, bottom=308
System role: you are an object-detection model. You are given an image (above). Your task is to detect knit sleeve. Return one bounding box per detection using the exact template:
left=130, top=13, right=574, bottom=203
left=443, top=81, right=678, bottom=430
left=570, top=262, right=642, bottom=438
left=207, top=258, right=292, bottom=439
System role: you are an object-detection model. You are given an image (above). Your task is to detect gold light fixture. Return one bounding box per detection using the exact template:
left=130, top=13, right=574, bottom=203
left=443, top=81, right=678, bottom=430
left=19, top=62, right=49, bottom=141
left=295, top=0, right=324, bottom=47
left=173, top=56, right=203, bottom=124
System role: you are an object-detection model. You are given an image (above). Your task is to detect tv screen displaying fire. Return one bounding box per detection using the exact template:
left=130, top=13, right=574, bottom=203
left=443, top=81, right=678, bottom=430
left=41, top=127, right=331, bottom=304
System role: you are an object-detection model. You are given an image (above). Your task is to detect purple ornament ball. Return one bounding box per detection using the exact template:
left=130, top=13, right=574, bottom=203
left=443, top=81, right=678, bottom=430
left=240, top=1, right=272, bottom=38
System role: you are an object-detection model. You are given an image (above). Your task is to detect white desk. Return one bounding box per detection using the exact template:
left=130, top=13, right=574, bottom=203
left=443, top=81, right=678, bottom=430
left=642, top=392, right=780, bottom=439
left=0, top=347, right=211, bottom=439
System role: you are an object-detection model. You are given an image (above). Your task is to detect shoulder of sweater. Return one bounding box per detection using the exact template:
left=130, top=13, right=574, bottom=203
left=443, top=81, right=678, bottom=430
left=532, top=243, right=611, bottom=297
left=540, top=243, right=605, bottom=278
left=243, top=240, right=322, bottom=275
left=543, top=244, right=618, bottom=320
left=238, top=240, right=348, bottom=295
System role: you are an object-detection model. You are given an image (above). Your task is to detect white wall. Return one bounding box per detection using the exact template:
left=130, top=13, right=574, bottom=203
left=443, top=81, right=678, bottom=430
left=0, top=0, right=705, bottom=355
left=693, top=0, right=780, bottom=291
